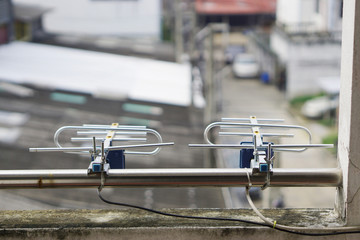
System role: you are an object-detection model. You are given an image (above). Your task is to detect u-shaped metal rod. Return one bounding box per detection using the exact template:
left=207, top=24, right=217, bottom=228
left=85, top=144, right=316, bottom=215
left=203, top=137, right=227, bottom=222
left=203, top=122, right=313, bottom=152
left=52, top=125, right=164, bottom=155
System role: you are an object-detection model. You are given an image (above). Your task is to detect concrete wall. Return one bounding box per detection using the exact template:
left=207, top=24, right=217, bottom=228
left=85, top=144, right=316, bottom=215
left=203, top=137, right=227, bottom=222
left=270, top=29, right=341, bottom=99
left=0, top=208, right=357, bottom=240
left=336, top=0, right=360, bottom=225
left=276, top=0, right=303, bottom=25
left=276, top=0, right=319, bottom=29
left=276, top=0, right=342, bottom=32
left=286, top=42, right=341, bottom=98
left=272, top=0, right=343, bottom=98
left=270, top=30, right=289, bottom=63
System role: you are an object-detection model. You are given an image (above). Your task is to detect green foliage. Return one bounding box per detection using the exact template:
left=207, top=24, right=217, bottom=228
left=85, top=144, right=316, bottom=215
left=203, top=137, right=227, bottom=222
left=161, top=21, right=173, bottom=42
left=322, top=132, right=338, bottom=155
left=319, top=118, right=336, bottom=127
left=322, top=132, right=338, bottom=145
left=290, top=92, right=325, bottom=107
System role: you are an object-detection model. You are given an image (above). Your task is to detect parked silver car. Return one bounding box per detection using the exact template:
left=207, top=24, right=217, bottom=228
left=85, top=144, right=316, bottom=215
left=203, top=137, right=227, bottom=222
left=232, top=53, right=260, bottom=78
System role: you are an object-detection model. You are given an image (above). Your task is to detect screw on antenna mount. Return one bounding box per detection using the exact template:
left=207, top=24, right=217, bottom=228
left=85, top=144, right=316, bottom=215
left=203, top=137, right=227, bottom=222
left=261, top=143, right=274, bottom=190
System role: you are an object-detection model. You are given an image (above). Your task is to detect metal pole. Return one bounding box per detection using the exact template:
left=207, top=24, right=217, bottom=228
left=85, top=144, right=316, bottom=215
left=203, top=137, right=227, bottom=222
left=0, top=168, right=341, bottom=189
left=204, top=25, right=214, bottom=125
left=175, top=0, right=184, bottom=63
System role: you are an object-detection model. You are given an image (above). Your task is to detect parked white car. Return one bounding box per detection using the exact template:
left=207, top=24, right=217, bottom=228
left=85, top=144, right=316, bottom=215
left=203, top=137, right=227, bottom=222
left=301, top=95, right=339, bottom=119
left=225, top=45, right=246, bottom=64
left=232, top=54, right=260, bottom=78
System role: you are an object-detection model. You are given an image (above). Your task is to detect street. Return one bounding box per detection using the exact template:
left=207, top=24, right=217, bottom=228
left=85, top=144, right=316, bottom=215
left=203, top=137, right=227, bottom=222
left=218, top=72, right=337, bottom=208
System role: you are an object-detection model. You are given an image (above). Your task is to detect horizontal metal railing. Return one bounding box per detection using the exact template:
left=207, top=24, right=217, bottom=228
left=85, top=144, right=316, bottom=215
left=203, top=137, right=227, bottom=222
left=0, top=168, right=342, bottom=189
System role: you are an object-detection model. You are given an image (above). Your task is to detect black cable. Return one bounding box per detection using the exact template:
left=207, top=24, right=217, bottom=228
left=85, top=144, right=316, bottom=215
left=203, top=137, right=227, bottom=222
left=97, top=189, right=268, bottom=227
left=97, top=189, right=360, bottom=237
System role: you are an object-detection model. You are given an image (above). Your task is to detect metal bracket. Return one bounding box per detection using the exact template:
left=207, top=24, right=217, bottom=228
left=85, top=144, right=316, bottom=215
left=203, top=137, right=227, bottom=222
left=261, top=143, right=275, bottom=190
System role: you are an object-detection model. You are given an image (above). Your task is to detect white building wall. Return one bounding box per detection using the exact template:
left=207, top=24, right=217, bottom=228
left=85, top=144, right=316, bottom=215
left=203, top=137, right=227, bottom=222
left=13, top=0, right=162, bottom=39
left=337, top=0, right=360, bottom=225
left=328, top=0, right=343, bottom=31
left=272, top=0, right=343, bottom=98
left=276, top=0, right=318, bottom=26
left=301, top=0, right=317, bottom=24
left=276, top=0, right=342, bottom=32
left=314, top=0, right=343, bottom=32
left=286, top=43, right=341, bottom=98
left=276, top=0, right=302, bottom=25
left=270, top=31, right=289, bottom=64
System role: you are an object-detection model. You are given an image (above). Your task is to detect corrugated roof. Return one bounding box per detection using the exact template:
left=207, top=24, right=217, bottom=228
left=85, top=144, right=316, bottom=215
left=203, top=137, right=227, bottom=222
left=0, top=41, right=191, bottom=106
left=195, top=0, right=276, bottom=15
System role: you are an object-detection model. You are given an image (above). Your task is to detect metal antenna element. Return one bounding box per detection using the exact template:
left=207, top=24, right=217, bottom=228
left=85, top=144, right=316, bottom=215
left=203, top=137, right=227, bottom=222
left=101, top=141, right=105, bottom=163
left=189, top=116, right=333, bottom=174
left=17, top=118, right=339, bottom=192
left=91, top=136, right=97, bottom=159
left=29, top=123, right=174, bottom=175
left=99, top=141, right=106, bottom=191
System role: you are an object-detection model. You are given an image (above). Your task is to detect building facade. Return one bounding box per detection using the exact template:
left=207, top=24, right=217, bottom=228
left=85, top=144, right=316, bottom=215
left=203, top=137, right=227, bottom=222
left=270, top=0, right=342, bottom=98
left=0, top=0, right=13, bottom=44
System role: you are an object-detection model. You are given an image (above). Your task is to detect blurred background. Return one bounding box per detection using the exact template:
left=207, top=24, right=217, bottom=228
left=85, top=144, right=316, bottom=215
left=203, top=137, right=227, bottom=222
left=0, top=0, right=341, bottom=210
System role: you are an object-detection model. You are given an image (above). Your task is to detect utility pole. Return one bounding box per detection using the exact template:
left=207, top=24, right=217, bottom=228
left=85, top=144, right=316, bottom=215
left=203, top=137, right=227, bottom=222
left=204, top=26, right=214, bottom=125
left=202, top=23, right=229, bottom=125
left=195, top=23, right=228, bottom=167
left=204, top=26, right=215, bottom=168
left=175, top=0, right=184, bottom=63
left=188, top=2, right=197, bottom=60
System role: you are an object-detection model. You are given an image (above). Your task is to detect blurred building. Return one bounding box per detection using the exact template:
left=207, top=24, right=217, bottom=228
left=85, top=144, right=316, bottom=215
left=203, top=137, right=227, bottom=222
left=0, top=0, right=49, bottom=44
left=270, top=0, right=342, bottom=98
left=0, top=0, right=13, bottom=44
left=13, top=2, right=49, bottom=41
left=13, top=0, right=162, bottom=40
left=0, top=0, right=227, bottom=209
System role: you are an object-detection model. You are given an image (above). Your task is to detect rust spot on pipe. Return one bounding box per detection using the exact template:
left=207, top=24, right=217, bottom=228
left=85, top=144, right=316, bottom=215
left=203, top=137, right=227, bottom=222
left=38, top=177, right=43, bottom=188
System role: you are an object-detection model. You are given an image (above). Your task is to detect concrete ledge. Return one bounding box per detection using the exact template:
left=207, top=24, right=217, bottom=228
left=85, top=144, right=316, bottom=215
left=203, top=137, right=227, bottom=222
left=0, top=208, right=355, bottom=239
